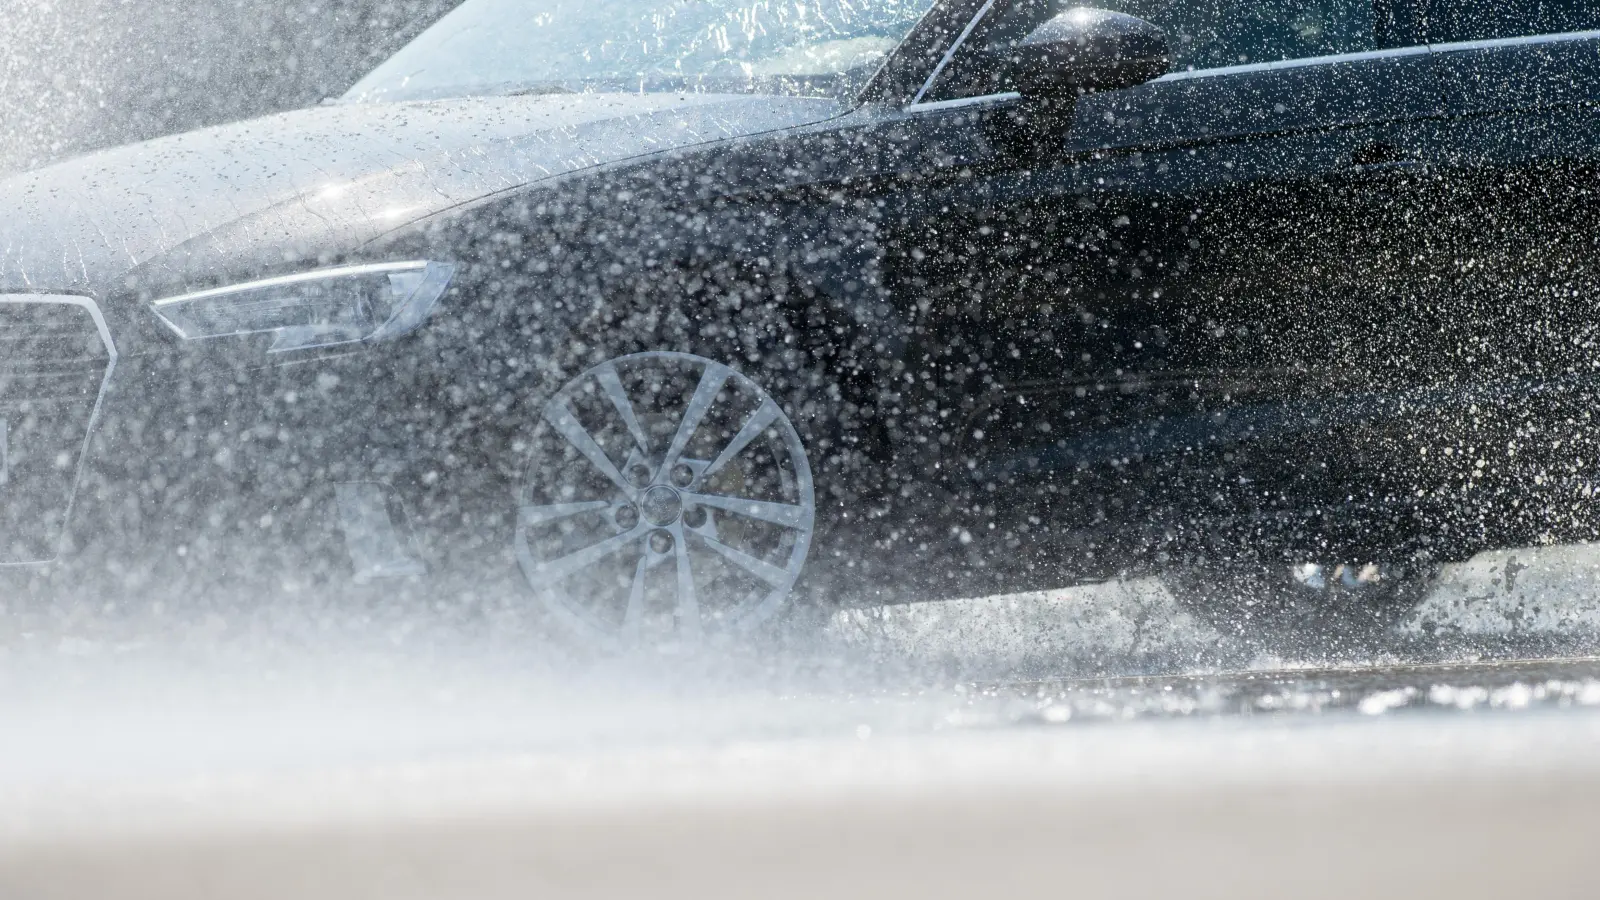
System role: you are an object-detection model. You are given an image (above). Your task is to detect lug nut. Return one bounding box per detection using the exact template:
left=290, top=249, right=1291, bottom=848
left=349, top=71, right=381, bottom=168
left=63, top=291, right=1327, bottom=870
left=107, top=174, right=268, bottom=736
left=671, top=463, right=695, bottom=488
left=682, top=506, right=708, bottom=529
left=614, top=505, right=639, bottom=530
left=649, top=530, right=675, bottom=554
left=627, top=463, right=652, bottom=487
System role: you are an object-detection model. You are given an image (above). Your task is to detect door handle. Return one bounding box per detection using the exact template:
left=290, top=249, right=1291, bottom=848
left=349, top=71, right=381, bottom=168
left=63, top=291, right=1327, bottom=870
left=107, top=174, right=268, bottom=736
left=1349, top=141, right=1428, bottom=172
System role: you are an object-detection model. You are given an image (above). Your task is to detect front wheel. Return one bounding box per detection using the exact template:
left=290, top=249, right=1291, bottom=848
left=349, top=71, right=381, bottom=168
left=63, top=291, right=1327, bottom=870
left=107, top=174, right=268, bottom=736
left=517, top=351, right=817, bottom=650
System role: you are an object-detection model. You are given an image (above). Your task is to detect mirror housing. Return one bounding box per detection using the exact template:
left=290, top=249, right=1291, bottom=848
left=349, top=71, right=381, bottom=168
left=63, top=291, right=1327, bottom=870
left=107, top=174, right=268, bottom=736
left=995, top=7, right=1169, bottom=99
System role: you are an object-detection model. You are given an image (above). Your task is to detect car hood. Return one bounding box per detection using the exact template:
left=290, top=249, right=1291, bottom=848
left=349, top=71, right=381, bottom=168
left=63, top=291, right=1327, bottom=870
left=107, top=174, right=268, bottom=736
left=0, top=93, right=845, bottom=297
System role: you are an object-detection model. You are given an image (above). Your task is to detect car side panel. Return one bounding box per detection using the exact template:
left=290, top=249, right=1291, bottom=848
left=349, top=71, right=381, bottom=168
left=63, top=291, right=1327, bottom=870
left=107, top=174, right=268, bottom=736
left=1410, top=6, right=1600, bottom=549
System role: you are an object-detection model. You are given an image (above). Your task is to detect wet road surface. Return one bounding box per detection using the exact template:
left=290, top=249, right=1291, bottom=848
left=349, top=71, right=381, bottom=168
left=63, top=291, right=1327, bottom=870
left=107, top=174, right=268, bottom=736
left=982, top=655, right=1600, bottom=724
left=5, top=662, right=1600, bottom=899
left=8, top=545, right=1600, bottom=897
left=5, top=649, right=1600, bottom=899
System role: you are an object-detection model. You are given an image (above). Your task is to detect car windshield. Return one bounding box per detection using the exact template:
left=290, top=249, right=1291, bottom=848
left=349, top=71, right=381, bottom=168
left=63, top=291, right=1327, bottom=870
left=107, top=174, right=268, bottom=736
left=344, top=0, right=940, bottom=102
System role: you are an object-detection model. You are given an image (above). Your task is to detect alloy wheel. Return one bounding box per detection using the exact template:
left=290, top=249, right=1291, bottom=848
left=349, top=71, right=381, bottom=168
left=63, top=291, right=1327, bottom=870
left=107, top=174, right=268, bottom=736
left=516, top=351, right=816, bottom=648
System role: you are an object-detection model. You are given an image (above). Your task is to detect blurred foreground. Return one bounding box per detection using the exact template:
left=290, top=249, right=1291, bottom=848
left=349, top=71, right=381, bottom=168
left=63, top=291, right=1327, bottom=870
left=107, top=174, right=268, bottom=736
left=4, top=542, right=1600, bottom=897
left=5, top=707, right=1600, bottom=899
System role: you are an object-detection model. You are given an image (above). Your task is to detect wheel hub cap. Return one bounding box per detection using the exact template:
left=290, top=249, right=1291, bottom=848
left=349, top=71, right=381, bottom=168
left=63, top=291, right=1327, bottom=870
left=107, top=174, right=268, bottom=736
left=640, top=485, right=683, bottom=526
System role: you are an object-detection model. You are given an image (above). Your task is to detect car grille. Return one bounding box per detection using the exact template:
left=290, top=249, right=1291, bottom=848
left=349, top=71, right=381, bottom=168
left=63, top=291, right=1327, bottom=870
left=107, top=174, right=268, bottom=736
left=0, top=296, right=115, bottom=564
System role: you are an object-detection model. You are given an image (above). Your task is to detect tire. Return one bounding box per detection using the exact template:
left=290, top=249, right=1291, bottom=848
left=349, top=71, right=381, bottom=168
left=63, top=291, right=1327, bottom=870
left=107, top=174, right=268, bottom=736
left=1164, top=558, right=1437, bottom=663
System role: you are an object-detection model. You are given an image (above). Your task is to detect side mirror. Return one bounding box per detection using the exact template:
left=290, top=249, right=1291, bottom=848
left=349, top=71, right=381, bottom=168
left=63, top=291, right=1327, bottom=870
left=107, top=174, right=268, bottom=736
left=994, top=7, right=1169, bottom=99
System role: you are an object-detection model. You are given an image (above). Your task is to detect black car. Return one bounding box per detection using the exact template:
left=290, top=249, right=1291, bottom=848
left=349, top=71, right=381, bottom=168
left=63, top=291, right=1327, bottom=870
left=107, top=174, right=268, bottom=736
left=2, top=0, right=1598, bottom=647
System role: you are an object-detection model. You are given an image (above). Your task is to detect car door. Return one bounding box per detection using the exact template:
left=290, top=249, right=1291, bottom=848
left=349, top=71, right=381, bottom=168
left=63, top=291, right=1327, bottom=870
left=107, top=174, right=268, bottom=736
left=871, top=0, right=1453, bottom=579
left=1428, top=0, right=1600, bottom=113
left=1416, top=0, right=1600, bottom=549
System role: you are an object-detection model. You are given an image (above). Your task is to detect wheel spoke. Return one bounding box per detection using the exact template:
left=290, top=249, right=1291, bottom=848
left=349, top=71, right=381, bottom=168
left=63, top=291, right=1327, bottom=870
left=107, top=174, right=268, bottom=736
left=595, top=363, right=652, bottom=457
left=690, top=530, right=790, bottom=587
left=674, top=526, right=703, bottom=642
left=702, top=398, right=781, bottom=480
left=662, top=363, right=730, bottom=469
left=544, top=398, right=632, bottom=495
left=684, top=492, right=809, bottom=529
left=519, top=500, right=613, bottom=528
left=620, top=553, right=651, bottom=640
left=529, top=526, right=640, bottom=583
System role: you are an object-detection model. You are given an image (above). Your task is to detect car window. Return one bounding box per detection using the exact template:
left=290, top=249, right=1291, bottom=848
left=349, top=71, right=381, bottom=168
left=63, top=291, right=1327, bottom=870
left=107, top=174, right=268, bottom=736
left=1427, top=0, right=1600, bottom=44
left=346, top=0, right=941, bottom=102
left=1099, top=0, right=1376, bottom=71
left=924, top=0, right=1377, bottom=101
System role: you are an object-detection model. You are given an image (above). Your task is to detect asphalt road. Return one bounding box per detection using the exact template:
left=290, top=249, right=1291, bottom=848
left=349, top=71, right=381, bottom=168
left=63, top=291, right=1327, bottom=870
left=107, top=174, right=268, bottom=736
left=6, top=544, right=1600, bottom=898
left=5, top=657, right=1600, bottom=899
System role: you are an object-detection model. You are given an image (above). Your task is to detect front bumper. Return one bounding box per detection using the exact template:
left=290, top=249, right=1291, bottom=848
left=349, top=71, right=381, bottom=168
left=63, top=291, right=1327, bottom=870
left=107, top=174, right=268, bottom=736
left=8, top=295, right=535, bottom=605
left=0, top=295, right=117, bottom=566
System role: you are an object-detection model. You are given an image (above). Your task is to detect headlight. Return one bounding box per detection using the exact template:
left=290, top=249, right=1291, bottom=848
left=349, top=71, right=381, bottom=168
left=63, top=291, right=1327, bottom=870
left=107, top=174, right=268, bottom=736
left=150, top=260, right=456, bottom=352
